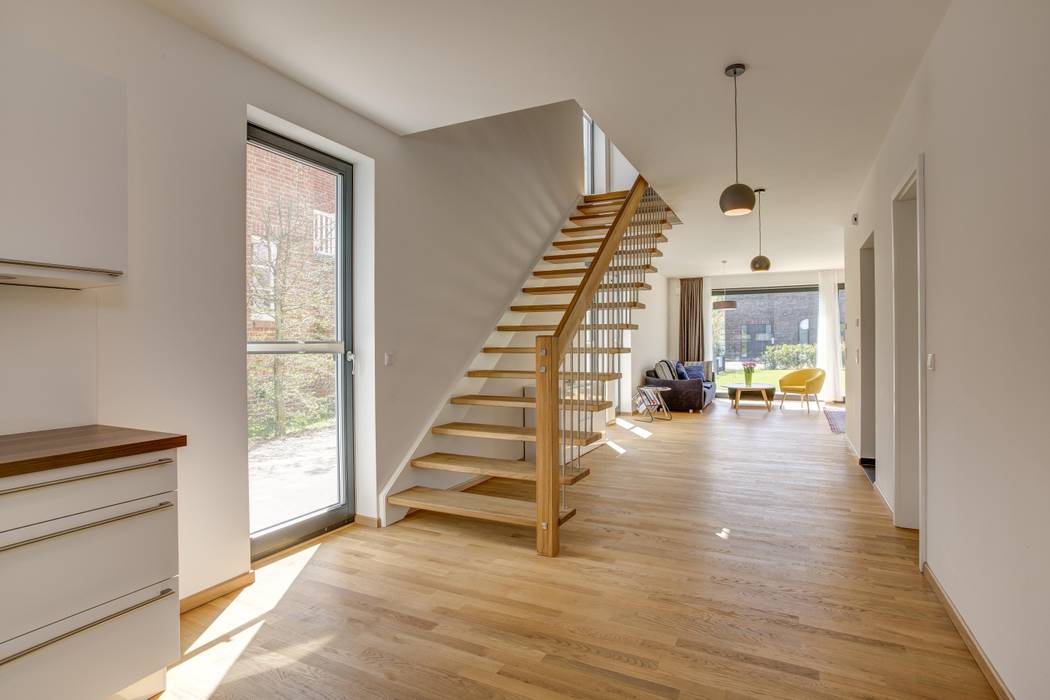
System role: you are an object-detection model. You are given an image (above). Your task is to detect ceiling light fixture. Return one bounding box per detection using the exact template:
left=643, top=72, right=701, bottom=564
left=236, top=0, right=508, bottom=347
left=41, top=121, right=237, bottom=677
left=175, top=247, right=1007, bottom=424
left=750, top=187, right=771, bottom=271
left=712, top=260, right=737, bottom=310
left=719, top=63, right=755, bottom=216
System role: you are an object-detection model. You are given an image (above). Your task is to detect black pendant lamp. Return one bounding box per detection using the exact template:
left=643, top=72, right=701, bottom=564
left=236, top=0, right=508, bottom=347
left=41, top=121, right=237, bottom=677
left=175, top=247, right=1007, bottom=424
left=712, top=260, right=737, bottom=310
left=719, top=63, right=755, bottom=216
left=750, top=187, right=771, bottom=271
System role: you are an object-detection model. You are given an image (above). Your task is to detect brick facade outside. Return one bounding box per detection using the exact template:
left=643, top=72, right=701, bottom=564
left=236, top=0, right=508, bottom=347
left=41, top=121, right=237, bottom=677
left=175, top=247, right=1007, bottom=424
left=715, top=288, right=819, bottom=367
left=245, top=143, right=340, bottom=442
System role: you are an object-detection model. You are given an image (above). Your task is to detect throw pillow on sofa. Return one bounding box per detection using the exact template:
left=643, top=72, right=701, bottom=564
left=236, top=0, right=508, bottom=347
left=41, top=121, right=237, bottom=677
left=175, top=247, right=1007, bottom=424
left=654, top=360, right=677, bottom=380
left=683, top=364, right=707, bottom=381
left=674, top=361, right=689, bottom=380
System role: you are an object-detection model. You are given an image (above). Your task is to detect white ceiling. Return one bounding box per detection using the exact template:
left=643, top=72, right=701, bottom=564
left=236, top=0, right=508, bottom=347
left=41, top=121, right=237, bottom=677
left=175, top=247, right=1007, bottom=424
left=144, top=0, right=949, bottom=276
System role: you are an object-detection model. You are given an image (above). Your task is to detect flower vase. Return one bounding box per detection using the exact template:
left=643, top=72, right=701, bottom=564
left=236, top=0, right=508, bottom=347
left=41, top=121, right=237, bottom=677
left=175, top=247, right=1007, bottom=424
left=744, top=372, right=753, bottom=387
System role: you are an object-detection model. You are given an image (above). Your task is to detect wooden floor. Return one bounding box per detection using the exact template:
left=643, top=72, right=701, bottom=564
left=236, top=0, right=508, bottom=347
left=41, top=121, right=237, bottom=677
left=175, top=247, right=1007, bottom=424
left=166, top=401, right=994, bottom=699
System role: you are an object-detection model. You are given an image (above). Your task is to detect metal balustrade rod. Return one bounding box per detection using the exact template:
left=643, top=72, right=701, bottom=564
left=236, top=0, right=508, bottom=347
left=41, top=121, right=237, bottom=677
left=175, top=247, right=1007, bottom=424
left=537, top=176, right=661, bottom=557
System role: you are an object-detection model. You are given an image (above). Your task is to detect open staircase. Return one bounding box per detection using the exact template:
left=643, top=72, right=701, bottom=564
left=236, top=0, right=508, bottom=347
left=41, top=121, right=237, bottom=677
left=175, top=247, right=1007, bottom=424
left=387, top=176, right=677, bottom=555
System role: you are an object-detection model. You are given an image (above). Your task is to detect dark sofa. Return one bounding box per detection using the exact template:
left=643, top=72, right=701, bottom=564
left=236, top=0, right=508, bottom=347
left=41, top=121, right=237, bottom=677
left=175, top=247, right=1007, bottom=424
left=643, top=367, right=716, bottom=412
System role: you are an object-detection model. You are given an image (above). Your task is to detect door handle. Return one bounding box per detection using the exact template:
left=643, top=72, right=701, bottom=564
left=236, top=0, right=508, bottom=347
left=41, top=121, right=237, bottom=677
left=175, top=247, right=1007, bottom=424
left=345, top=350, right=355, bottom=375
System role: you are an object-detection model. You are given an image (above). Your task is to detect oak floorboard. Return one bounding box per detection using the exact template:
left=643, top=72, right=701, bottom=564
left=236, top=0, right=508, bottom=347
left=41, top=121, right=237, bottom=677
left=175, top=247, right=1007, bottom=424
left=168, top=401, right=995, bottom=699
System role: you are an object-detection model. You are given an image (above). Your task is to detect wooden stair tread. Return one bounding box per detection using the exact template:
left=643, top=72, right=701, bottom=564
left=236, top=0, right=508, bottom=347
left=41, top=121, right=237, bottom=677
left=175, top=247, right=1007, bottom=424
left=582, top=190, right=630, bottom=203
left=521, top=282, right=651, bottom=295
left=510, top=301, right=644, bottom=312
left=576, top=201, right=625, bottom=215
left=574, top=200, right=668, bottom=216
left=569, top=207, right=669, bottom=225
left=466, top=369, right=620, bottom=382
left=451, top=394, right=536, bottom=407
left=451, top=394, right=614, bottom=411
left=432, top=421, right=601, bottom=446
left=553, top=233, right=668, bottom=250
left=544, top=249, right=662, bottom=264
left=466, top=369, right=537, bottom=379
left=388, top=486, right=575, bottom=527
left=532, top=265, right=658, bottom=279
left=560, top=221, right=670, bottom=236
left=496, top=323, right=638, bottom=331
left=481, top=346, right=630, bottom=354
left=410, top=452, right=588, bottom=485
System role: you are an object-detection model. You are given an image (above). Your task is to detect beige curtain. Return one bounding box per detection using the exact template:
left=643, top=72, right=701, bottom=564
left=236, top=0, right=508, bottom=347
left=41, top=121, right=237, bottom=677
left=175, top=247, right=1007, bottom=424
left=679, top=277, right=704, bottom=362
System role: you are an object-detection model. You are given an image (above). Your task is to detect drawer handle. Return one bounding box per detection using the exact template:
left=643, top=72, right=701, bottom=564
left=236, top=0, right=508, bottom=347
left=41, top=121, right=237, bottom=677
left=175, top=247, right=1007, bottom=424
left=0, top=588, right=175, bottom=667
left=0, top=458, right=174, bottom=497
left=0, top=501, right=174, bottom=553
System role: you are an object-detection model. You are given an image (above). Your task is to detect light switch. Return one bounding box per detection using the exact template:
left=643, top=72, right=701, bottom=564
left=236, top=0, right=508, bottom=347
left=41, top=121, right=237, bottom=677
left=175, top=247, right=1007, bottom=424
left=384, top=352, right=394, bottom=367
left=926, top=353, right=935, bottom=371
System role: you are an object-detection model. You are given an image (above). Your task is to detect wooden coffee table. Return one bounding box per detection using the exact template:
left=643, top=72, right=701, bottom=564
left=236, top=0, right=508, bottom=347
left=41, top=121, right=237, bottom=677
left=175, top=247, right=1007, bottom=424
left=727, top=383, right=774, bottom=413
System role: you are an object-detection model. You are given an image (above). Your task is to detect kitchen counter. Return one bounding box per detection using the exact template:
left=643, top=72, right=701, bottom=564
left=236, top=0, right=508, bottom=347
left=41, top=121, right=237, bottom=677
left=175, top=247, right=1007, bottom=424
left=0, top=424, right=187, bottom=479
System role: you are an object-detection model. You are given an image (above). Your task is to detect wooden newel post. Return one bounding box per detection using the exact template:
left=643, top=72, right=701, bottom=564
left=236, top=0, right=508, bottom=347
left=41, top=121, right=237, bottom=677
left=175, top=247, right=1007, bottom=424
left=535, top=334, right=560, bottom=556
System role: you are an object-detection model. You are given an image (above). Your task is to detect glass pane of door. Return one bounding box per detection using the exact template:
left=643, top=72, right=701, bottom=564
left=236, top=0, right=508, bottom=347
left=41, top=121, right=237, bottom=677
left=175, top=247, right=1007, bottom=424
left=247, top=353, right=340, bottom=533
left=246, top=126, right=352, bottom=558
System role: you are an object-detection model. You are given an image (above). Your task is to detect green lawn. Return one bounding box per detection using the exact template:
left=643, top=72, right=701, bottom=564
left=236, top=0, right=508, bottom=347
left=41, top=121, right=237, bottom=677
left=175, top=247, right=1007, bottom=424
left=716, top=369, right=792, bottom=387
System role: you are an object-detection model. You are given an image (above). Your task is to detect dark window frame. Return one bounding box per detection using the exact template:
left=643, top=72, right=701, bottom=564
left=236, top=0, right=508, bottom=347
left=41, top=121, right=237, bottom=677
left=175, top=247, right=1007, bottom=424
left=246, top=124, right=355, bottom=561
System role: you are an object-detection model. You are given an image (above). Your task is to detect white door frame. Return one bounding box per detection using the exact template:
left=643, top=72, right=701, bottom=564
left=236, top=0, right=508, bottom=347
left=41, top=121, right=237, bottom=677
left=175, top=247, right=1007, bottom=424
left=889, top=154, right=927, bottom=569
left=915, top=154, right=928, bottom=569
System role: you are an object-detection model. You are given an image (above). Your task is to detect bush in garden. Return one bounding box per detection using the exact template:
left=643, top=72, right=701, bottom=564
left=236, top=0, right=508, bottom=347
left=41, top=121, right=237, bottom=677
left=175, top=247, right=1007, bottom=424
left=761, top=344, right=816, bottom=369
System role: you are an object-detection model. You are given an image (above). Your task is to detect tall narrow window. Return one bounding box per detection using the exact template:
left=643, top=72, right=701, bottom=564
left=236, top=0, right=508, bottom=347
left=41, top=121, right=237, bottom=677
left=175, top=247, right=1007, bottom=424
left=582, top=112, right=595, bottom=195
left=246, top=125, right=353, bottom=559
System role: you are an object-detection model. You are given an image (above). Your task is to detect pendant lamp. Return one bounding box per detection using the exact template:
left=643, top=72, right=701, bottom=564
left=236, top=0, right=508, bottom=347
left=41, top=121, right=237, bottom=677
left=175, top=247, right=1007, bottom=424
left=750, top=187, right=771, bottom=271
left=719, top=64, right=755, bottom=216
left=712, top=260, right=737, bottom=310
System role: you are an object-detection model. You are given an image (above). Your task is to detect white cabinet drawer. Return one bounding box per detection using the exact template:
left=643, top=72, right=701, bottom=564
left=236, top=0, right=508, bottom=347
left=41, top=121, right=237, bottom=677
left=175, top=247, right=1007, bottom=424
left=0, top=451, right=177, bottom=533
left=0, top=580, right=178, bottom=700
left=0, top=493, right=178, bottom=644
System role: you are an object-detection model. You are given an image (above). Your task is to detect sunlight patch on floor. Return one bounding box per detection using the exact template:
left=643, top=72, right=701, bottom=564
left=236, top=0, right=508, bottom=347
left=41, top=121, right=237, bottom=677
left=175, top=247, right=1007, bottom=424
left=614, top=417, right=654, bottom=438
left=162, top=544, right=321, bottom=699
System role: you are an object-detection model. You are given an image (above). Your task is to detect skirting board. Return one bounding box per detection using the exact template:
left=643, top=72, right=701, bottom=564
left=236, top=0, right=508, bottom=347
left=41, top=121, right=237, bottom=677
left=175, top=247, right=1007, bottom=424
left=924, top=566, right=1014, bottom=700
left=253, top=520, right=359, bottom=568
left=180, top=570, right=256, bottom=613
left=353, top=514, right=380, bottom=528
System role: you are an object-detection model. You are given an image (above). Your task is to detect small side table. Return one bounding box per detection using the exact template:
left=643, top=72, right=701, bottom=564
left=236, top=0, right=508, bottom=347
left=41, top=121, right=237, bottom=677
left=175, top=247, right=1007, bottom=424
left=726, top=383, right=775, bottom=413
left=634, top=386, right=672, bottom=421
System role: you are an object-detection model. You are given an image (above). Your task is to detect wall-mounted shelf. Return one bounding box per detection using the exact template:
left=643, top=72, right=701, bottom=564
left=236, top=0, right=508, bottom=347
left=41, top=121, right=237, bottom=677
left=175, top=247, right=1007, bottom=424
left=0, top=258, right=124, bottom=291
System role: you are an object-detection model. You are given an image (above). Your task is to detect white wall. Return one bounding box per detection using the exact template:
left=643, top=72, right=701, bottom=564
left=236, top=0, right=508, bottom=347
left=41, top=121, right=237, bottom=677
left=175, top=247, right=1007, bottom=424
left=3, top=0, right=582, bottom=598
left=609, top=144, right=639, bottom=192
left=626, top=273, right=669, bottom=398
left=843, top=1, right=1050, bottom=694
left=0, top=287, right=98, bottom=433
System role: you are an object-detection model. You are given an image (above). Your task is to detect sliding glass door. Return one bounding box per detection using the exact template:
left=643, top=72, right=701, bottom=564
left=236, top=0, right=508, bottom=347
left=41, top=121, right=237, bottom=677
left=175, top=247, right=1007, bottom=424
left=245, top=125, right=353, bottom=559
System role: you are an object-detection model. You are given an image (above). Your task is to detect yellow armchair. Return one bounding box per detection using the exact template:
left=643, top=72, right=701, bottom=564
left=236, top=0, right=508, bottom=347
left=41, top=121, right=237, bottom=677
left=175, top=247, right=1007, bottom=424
left=778, top=368, right=826, bottom=412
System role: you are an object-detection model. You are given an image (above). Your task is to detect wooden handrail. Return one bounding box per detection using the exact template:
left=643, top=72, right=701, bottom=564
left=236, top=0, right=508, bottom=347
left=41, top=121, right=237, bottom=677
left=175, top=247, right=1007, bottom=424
left=551, top=175, right=648, bottom=355
left=534, top=174, right=650, bottom=556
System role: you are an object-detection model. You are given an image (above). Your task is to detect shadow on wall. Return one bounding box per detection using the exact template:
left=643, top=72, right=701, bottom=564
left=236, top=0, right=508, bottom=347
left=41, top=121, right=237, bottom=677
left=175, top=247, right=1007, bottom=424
left=370, top=100, right=586, bottom=505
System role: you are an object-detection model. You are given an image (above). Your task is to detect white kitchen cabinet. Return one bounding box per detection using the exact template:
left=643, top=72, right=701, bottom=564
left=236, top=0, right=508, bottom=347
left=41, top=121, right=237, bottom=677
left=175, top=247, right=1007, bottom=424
left=0, top=40, right=127, bottom=289
left=0, top=425, right=186, bottom=700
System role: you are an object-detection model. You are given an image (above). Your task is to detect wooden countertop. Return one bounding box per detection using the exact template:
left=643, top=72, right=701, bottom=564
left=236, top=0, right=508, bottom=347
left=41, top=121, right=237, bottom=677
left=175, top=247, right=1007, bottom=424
left=0, top=424, right=187, bottom=479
